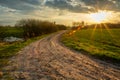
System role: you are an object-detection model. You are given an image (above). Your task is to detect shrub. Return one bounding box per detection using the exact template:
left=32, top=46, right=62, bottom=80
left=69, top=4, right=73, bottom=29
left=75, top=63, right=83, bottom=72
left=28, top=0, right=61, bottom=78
left=16, top=19, right=66, bottom=39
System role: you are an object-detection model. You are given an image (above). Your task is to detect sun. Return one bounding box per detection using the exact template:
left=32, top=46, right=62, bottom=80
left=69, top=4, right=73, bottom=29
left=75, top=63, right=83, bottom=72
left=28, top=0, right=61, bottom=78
left=90, top=11, right=110, bottom=23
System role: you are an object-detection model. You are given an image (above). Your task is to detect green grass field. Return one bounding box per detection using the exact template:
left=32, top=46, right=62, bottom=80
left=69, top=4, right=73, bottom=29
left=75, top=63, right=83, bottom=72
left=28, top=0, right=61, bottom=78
left=61, top=29, right=120, bottom=63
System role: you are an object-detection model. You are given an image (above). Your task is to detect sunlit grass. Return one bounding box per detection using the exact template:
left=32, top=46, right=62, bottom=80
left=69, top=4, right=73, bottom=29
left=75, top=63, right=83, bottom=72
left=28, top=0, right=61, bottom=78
left=62, top=28, right=120, bottom=62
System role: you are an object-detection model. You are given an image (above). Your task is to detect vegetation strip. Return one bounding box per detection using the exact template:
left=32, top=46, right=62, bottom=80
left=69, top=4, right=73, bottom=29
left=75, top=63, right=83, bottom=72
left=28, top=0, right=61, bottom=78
left=0, top=34, right=49, bottom=69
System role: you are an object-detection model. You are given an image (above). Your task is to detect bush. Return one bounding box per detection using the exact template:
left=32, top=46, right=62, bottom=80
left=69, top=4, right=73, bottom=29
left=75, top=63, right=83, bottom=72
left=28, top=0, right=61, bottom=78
left=16, top=19, right=66, bottom=39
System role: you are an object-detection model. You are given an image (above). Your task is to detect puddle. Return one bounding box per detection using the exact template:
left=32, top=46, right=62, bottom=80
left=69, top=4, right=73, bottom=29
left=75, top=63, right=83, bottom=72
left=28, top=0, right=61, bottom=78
left=3, top=36, right=24, bottom=42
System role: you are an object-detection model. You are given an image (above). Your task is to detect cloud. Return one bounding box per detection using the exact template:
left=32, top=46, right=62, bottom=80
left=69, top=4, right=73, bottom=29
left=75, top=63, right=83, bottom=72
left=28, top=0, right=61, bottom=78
left=0, top=5, right=60, bottom=25
left=0, top=0, right=119, bottom=13
left=0, top=0, right=120, bottom=25
left=45, top=0, right=94, bottom=13
left=21, top=0, right=41, bottom=5
left=81, top=0, right=120, bottom=11
left=45, top=0, right=120, bottom=13
left=0, top=0, right=42, bottom=12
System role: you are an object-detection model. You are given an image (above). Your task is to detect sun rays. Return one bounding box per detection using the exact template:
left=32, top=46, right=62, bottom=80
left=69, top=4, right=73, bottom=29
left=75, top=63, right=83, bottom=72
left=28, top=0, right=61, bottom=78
left=89, top=23, right=117, bottom=44
left=89, top=10, right=115, bottom=41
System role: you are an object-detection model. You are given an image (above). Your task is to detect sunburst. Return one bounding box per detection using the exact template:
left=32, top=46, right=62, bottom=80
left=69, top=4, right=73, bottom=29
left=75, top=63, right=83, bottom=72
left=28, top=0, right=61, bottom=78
left=90, top=11, right=111, bottom=23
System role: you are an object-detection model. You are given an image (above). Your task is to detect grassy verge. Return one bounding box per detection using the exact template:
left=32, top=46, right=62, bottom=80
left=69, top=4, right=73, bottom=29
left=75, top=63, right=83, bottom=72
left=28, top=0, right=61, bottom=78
left=61, top=29, right=120, bottom=63
left=0, top=34, right=48, bottom=70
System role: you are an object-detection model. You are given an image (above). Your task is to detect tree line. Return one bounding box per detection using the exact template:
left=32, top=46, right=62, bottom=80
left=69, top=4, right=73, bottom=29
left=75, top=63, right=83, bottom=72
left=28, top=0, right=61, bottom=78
left=0, top=19, right=67, bottom=41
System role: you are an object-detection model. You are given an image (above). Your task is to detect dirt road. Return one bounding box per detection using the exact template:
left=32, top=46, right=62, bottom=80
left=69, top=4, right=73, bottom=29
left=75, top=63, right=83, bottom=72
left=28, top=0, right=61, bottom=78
left=2, top=31, right=120, bottom=80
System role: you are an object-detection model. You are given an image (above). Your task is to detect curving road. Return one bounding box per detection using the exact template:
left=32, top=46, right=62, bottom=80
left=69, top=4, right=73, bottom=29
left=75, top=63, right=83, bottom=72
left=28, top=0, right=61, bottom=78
left=3, top=31, right=120, bottom=80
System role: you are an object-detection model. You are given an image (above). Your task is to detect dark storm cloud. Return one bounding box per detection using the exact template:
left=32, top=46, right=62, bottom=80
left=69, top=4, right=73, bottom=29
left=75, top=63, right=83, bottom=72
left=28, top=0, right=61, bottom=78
left=45, top=0, right=94, bottom=13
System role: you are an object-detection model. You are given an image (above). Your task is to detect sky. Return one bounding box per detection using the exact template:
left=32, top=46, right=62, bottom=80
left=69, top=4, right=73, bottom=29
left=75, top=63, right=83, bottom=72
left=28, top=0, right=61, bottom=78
left=0, top=0, right=120, bottom=26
